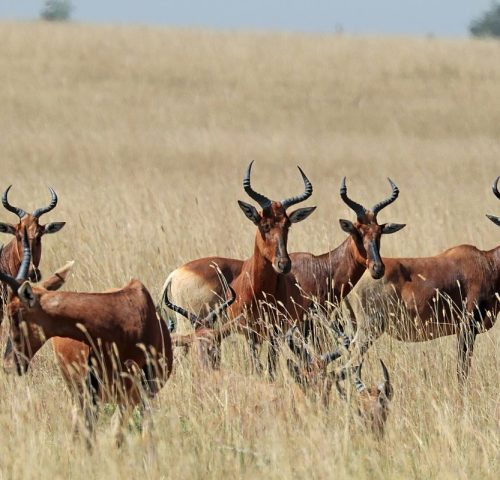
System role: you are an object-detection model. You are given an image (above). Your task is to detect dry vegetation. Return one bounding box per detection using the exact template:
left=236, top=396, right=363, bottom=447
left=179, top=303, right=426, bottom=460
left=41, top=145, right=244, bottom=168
left=0, top=22, right=499, bottom=479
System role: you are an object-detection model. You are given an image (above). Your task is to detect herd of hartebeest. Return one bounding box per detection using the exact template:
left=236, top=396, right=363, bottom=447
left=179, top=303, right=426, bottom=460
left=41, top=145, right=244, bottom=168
left=0, top=162, right=498, bottom=444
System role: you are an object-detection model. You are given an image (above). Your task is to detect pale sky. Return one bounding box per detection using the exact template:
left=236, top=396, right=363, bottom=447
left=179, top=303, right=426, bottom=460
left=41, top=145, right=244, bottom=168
left=0, top=1, right=492, bottom=37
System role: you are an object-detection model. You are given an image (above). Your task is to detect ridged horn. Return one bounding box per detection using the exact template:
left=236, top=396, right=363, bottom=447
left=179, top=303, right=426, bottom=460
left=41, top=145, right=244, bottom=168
left=340, top=177, right=367, bottom=219
left=163, top=285, right=236, bottom=329
left=354, top=362, right=366, bottom=393
left=16, top=227, right=31, bottom=281
left=2, top=185, right=26, bottom=219
left=162, top=287, right=200, bottom=325
left=320, top=321, right=350, bottom=365
left=285, top=326, right=313, bottom=365
left=280, top=166, right=313, bottom=210
left=243, top=161, right=272, bottom=210
left=194, top=286, right=236, bottom=328
left=32, top=187, right=58, bottom=219
left=492, top=176, right=500, bottom=200
left=378, top=359, right=393, bottom=399
left=371, top=178, right=399, bottom=215
left=380, top=359, right=390, bottom=385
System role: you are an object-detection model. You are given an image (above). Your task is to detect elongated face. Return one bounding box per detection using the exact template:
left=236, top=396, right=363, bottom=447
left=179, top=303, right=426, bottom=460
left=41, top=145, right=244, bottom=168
left=339, top=212, right=405, bottom=279
left=239, top=201, right=316, bottom=274
left=238, top=161, right=315, bottom=274
left=339, top=177, right=405, bottom=279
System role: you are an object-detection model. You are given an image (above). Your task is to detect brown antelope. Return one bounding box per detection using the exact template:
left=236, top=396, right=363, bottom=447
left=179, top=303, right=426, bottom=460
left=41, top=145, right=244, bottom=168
left=286, top=326, right=393, bottom=437
left=164, top=161, right=316, bottom=377
left=160, top=177, right=404, bottom=364
left=344, top=177, right=500, bottom=384
left=0, top=232, right=173, bottom=446
left=169, top=295, right=393, bottom=437
left=0, top=185, right=65, bottom=314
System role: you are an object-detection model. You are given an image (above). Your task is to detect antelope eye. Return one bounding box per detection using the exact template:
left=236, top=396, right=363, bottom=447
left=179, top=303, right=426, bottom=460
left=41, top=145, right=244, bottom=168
left=261, top=223, right=271, bottom=233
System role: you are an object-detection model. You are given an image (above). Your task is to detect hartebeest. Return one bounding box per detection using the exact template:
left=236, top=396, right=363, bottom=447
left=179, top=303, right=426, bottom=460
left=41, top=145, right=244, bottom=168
left=163, top=161, right=316, bottom=377
left=344, top=178, right=500, bottom=383
left=0, top=185, right=65, bottom=314
left=170, top=294, right=394, bottom=437
left=160, top=177, right=404, bottom=365
left=0, top=232, right=173, bottom=446
left=286, top=326, right=393, bottom=437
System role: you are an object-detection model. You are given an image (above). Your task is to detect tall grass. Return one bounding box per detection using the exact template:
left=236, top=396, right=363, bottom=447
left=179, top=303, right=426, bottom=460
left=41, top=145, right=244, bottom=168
left=0, top=22, right=498, bottom=479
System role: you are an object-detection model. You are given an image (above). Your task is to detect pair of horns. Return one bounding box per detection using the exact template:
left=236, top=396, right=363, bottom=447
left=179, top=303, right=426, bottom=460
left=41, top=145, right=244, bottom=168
left=286, top=320, right=350, bottom=369
left=0, top=227, right=31, bottom=293
left=354, top=359, right=391, bottom=394
left=340, top=177, right=399, bottom=219
left=243, top=161, right=313, bottom=210
left=2, top=186, right=58, bottom=220
left=163, top=285, right=237, bottom=329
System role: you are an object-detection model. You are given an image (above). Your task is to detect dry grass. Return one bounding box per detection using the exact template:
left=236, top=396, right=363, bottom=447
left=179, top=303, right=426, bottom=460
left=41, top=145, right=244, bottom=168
left=0, top=21, right=498, bottom=479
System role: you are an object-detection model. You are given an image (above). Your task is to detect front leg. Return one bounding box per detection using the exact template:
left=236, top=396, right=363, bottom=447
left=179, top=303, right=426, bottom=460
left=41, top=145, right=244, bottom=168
left=457, top=308, right=481, bottom=385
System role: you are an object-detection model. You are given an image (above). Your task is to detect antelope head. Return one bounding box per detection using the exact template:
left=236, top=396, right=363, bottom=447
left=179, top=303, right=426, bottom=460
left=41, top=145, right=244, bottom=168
left=0, top=229, right=73, bottom=375
left=350, top=360, right=393, bottom=437
left=0, top=186, right=65, bottom=278
left=339, top=177, right=405, bottom=279
left=238, top=161, right=316, bottom=274
left=285, top=323, right=349, bottom=391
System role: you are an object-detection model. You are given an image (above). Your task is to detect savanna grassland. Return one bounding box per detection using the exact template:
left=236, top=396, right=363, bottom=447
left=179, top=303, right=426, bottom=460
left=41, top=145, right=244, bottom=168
left=0, top=22, right=499, bottom=479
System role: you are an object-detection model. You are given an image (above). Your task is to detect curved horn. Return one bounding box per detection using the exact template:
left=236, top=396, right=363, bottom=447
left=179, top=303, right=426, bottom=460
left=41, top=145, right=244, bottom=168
left=340, top=177, right=367, bottom=219
left=163, top=285, right=236, bottom=329
left=353, top=362, right=366, bottom=393
left=0, top=245, right=21, bottom=293
left=378, top=359, right=393, bottom=399
left=285, top=326, right=313, bottom=365
left=320, top=350, right=342, bottom=365
left=281, top=166, right=313, bottom=210
left=371, top=178, right=399, bottom=216
left=243, top=161, right=272, bottom=210
left=16, top=227, right=31, bottom=282
left=195, top=286, right=236, bottom=328
left=320, top=320, right=350, bottom=365
left=32, top=187, right=58, bottom=219
left=162, top=286, right=199, bottom=325
left=2, top=185, right=26, bottom=219
left=330, top=320, right=351, bottom=350
left=380, top=359, right=390, bottom=385
left=492, top=176, right=500, bottom=200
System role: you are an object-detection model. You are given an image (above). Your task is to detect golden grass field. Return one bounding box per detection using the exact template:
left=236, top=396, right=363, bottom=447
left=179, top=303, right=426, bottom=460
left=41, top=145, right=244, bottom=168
left=0, top=21, right=499, bottom=479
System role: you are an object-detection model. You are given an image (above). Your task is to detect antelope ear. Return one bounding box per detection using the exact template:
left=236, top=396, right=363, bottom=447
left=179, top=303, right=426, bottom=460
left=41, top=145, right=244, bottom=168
left=0, top=222, right=16, bottom=235
left=339, top=219, right=355, bottom=233
left=43, top=222, right=66, bottom=234
left=238, top=200, right=261, bottom=225
left=18, top=282, right=36, bottom=308
left=288, top=206, right=316, bottom=224
left=41, top=260, right=75, bottom=291
left=381, top=223, right=406, bottom=234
